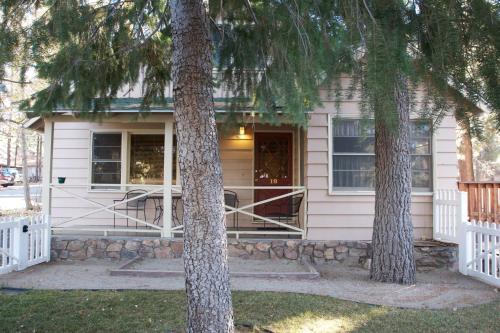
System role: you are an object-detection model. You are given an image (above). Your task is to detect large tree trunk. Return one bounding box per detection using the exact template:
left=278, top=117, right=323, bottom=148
left=21, top=128, right=32, bottom=210
left=370, top=75, right=416, bottom=284
left=458, top=126, right=474, bottom=182
left=170, top=1, right=234, bottom=332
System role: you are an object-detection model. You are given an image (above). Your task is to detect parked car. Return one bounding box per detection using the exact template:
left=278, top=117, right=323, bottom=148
left=0, top=169, right=15, bottom=187
left=7, top=168, right=24, bottom=183
left=6, top=168, right=22, bottom=183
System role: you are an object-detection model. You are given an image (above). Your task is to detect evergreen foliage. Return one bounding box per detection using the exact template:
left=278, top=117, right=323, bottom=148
left=0, top=0, right=498, bottom=130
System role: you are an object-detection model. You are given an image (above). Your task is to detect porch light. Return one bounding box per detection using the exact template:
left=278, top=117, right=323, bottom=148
left=239, top=126, right=245, bottom=136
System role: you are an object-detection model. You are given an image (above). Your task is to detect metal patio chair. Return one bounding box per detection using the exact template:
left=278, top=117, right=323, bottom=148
left=113, top=190, right=148, bottom=229
left=224, top=190, right=239, bottom=230
left=265, top=193, right=304, bottom=229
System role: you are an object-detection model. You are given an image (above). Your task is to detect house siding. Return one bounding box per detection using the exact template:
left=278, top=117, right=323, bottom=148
left=49, top=119, right=301, bottom=230
left=47, top=79, right=459, bottom=240
left=305, top=82, right=458, bottom=241
left=51, top=121, right=166, bottom=227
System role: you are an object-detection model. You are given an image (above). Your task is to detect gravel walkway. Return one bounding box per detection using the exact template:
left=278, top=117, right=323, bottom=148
left=0, top=259, right=498, bottom=309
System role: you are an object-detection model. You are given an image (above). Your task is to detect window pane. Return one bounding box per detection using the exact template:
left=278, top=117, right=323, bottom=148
left=333, top=137, right=375, bottom=153
left=92, top=133, right=122, bottom=188
left=411, top=121, right=432, bottom=138
left=411, top=156, right=431, bottom=171
left=93, top=147, right=121, bottom=161
left=411, top=138, right=431, bottom=154
left=93, top=133, right=122, bottom=147
left=412, top=171, right=431, bottom=189
left=91, top=162, right=121, bottom=184
left=333, top=119, right=375, bottom=137
left=333, top=155, right=375, bottom=171
left=333, top=171, right=375, bottom=188
left=129, top=134, right=164, bottom=185
left=332, top=156, right=375, bottom=188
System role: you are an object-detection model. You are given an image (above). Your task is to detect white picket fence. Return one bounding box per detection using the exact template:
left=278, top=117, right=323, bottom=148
left=0, top=214, right=51, bottom=275
left=433, top=189, right=467, bottom=243
left=434, top=189, right=500, bottom=287
left=459, top=221, right=500, bottom=287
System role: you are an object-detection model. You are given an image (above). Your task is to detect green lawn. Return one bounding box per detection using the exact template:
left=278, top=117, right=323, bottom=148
left=0, top=290, right=498, bottom=333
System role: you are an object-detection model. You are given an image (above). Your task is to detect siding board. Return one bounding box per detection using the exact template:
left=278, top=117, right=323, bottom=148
left=305, top=97, right=458, bottom=240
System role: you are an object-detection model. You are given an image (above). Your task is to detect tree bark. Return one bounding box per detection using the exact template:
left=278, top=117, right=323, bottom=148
left=458, top=127, right=474, bottom=182
left=21, top=128, right=32, bottom=210
left=169, top=1, right=234, bottom=332
left=370, top=75, right=416, bottom=284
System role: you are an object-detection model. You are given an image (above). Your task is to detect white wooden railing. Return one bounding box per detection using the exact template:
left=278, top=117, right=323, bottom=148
left=50, top=184, right=166, bottom=236
left=48, top=184, right=307, bottom=239
left=0, top=214, right=51, bottom=275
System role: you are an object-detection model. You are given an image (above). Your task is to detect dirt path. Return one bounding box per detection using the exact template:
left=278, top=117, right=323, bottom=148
left=1, top=259, right=497, bottom=309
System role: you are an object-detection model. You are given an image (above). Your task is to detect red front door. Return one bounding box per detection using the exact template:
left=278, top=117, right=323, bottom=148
left=254, top=132, right=293, bottom=217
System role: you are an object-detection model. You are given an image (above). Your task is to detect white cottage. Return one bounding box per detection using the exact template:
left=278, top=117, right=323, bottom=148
left=26, top=77, right=461, bottom=242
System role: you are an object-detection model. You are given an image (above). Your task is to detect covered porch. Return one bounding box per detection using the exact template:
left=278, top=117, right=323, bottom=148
left=40, top=114, right=307, bottom=239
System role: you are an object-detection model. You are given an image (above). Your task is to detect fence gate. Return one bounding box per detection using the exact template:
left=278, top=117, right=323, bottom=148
left=459, top=221, right=500, bottom=287
left=0, top=214, right=51, bottom=275
left=434, top=189, right=500, bottom=287
left=433, top=189, right=467, bottom=243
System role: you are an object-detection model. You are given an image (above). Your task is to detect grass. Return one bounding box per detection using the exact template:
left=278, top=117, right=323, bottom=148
left=0, top=290, right=498, bottom=333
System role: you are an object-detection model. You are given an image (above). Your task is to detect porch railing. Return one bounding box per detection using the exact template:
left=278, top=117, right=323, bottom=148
left=458, top=182, right=500, bottom=223
left=48, top=183, right=307, bottom=239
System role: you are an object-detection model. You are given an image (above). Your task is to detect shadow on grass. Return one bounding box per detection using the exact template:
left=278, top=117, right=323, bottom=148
left=0, top=290, right=498, bottom=332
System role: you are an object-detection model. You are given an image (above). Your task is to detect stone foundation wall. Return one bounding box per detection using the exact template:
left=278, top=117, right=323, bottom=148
left=51, top=236, right=458, bottom=271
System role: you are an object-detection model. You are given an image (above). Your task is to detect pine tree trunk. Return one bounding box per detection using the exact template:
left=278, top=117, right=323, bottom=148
left=370, top=75, right=416, bottom=284
left=169, top=1, right=234, bottom=332
left=458, top=127, right=474, bottom=181
left=21, top=128, right=32, bottom=210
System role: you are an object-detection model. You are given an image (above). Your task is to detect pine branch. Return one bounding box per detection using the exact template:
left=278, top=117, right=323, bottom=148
left=243, top=0, right=258, bottom=24
left=0, top=78, right=32, bottom=85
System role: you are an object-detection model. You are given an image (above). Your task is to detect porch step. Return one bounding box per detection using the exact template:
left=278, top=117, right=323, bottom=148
left=110, top=257, right=320, bottom=280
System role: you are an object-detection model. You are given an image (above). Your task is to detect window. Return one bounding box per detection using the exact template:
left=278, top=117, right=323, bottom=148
left=90, top=131, right=178, bottom=190
left=129, top=134, right=165, bottom=185
left=91, top=133, right=122, bottom=188
left=330, top=119, right=432, bottom=192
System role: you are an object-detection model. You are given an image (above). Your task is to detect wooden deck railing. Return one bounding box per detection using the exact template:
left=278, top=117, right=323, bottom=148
left=458, top=181, right=500, bottom=223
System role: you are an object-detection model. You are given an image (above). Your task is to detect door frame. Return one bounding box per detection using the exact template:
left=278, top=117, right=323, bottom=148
left=252, top=129, right=295, bottom=220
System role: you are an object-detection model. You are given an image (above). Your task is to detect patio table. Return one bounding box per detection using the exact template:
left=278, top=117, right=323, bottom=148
left=147, top=193, right=182, bottom=226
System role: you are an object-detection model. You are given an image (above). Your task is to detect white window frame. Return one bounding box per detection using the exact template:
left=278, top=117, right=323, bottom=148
left=88, top=129, right=178, bottom=192
left=89, top=129, right=125, bottom=192
left=327, top=114, right=435, bottom=196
